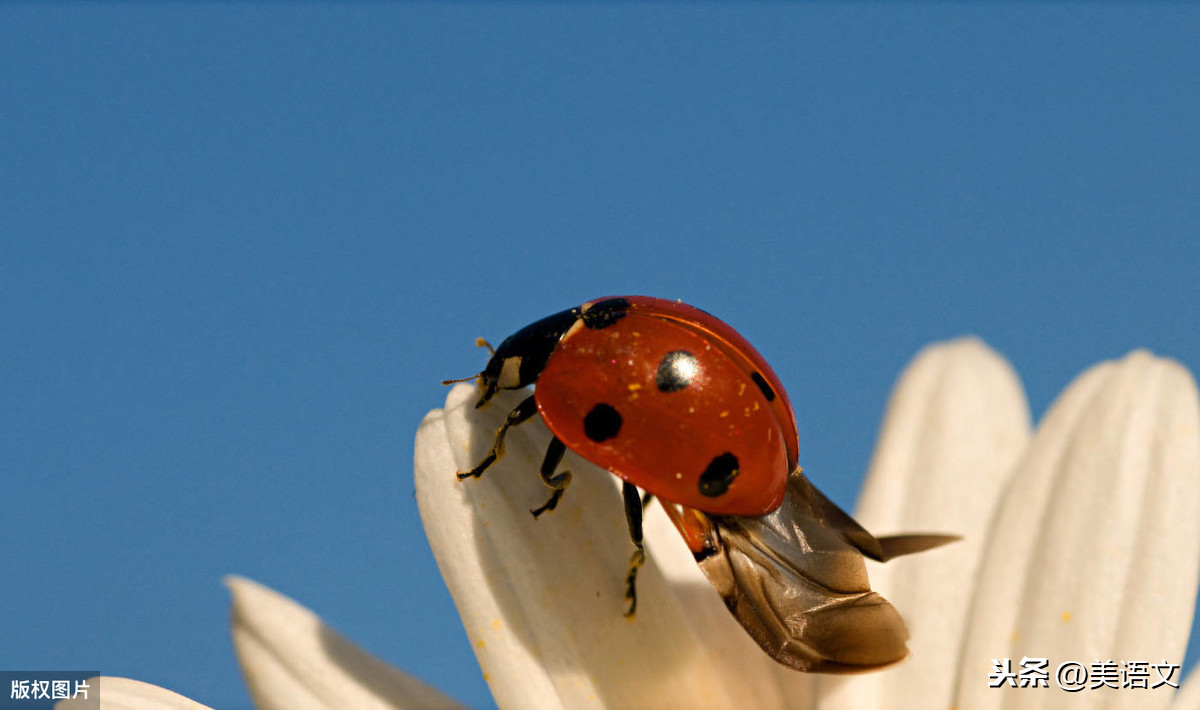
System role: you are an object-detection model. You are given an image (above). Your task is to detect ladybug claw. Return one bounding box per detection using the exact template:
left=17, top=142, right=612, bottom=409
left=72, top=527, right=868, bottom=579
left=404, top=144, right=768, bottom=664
left=530, top=485, right=566, bottom=518
left=623, top=547, right=647, bottom=618
left=532, top=439, right=572, bottom=518
left=530, top=466, right=572, bottom=518
left=456, top=451, right=496, bottom=480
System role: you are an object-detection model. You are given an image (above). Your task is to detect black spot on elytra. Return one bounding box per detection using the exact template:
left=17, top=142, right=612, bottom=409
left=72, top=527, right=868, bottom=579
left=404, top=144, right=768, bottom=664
left=580, top=298, right=631, bottom=330
left=655, top=350, right=699, bottom=392
left=751, top=371, right=776, bottom=401
left=698, top=452, right=739, bottom=497
left=583, top=403, right=623, bottom=442
left=692, top=546, right=718, bottom=562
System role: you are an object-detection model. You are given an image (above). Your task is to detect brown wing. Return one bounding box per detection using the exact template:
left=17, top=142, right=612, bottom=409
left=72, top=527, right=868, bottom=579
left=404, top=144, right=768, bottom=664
left=693, top=471, right=956, bottom=673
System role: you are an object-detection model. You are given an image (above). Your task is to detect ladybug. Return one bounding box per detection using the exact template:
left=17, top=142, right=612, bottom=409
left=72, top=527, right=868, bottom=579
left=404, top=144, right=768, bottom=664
left=450, top=296, right=954, bottom=672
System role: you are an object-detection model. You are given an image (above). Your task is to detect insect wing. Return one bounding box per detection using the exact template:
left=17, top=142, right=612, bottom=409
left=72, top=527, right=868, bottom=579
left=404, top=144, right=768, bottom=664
left=695, top=473, right=914, bottom=674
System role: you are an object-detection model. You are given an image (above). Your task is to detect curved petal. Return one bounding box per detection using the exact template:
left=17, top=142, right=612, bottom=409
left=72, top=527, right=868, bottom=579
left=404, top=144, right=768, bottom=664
left=953, top=351, right=1200, bottom=710
left=816, top=337, right=1032, bottom=708
left=227, top=576, right=462, bottom=710
left=54, top=677, right=214, bottom=710
left=415, top=384, right=793, bottom=709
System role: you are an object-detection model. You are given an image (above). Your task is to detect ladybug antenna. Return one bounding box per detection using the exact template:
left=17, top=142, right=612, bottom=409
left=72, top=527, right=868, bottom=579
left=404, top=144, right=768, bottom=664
left=441, top=373, right=481, bottom=386
left=441, top=338, right=495, bottom=386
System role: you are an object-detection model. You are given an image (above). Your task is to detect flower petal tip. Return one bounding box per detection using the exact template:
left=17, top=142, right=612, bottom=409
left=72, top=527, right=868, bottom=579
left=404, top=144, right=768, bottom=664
left=227, top=576, right=464, bottom=710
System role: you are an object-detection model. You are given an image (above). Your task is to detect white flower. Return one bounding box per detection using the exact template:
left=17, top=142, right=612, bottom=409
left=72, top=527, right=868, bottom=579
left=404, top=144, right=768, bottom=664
left=64, top=339, right=1200, bottom=709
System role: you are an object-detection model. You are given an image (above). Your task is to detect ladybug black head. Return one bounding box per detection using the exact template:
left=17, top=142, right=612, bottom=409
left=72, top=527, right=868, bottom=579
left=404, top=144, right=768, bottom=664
left=471, top=299, right=633, bottom=409
left=473, top=306, right=581, bottom=408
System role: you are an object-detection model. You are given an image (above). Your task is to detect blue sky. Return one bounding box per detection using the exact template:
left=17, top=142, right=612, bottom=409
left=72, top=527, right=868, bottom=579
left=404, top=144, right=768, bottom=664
left=2, top=4, right=1198, bottom=709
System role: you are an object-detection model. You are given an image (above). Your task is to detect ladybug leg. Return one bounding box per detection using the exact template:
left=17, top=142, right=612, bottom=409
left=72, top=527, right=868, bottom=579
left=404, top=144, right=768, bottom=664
left=457, top=395, right=538, bottom=480
left=622, top=482, right=647, bottom=619
left=530, top=437, right=571, bottom=517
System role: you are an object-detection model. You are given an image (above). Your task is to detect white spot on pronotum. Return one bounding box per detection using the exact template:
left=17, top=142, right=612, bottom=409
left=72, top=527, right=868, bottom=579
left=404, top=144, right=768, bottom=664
left=564, top=317, right=585, bottom=340
left=498, top=356, right=523, bottom=388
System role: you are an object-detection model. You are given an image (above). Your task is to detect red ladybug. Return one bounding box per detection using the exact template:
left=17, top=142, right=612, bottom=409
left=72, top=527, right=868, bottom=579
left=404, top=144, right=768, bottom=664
left=452, top=296, right=953, bottom=672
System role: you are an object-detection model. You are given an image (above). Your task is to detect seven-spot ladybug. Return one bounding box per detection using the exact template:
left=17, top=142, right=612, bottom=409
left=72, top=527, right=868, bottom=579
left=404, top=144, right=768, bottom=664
left=450, top=296, right=954, bottom=672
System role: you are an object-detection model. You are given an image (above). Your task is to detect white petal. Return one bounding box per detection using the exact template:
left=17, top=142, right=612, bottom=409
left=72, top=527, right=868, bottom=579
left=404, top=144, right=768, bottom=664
left=227, top=576, right=462, bottom=710
left=954, top=351, right=1200, bottom=710
left=816, top=337, right=1032, bottom=709
left=415, top=384, right=795, bottom=709
left=54, top=677, right=214, bottom=710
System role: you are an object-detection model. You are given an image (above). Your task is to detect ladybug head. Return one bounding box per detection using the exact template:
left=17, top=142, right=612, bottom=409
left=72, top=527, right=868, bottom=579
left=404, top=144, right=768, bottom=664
left=474, top=355, right=505, bottom=408
left=442, top=335, right=527, bottom=409
left=456, top=301, right=628, bottom=409
left=440, top=357, right=510, bottom=409
left=473, top=305, right=591, bottom=408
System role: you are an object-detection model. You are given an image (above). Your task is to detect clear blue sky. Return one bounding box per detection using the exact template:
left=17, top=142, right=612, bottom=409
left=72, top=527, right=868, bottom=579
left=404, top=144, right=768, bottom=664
left=3, top=5, right=1198, bottom=709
